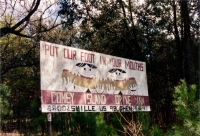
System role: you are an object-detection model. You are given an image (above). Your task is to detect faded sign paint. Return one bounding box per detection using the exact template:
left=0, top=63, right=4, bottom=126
left=40, top=41, right=150, bottom=112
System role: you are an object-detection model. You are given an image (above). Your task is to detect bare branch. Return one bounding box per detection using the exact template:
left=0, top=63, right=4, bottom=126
left=1, top=44, right=38, bottom=75
left=0, top=0, right=7, bottom=17
left=0, top=0, right=64, bottom=39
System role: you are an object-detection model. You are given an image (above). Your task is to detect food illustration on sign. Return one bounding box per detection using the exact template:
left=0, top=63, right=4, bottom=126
left=40, top=41, right=150, bottom=112
left=62, top=63, right=138, bottom=94
left=107, top=68, right=138, bottom=94
left=73, top=63, right=100, bottom=79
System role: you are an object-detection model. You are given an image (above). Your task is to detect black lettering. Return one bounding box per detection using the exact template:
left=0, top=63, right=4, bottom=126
left=52, top=105, right=56, bottom=111
left=110, top=106, right=117, bottom=111
left=84, top=106, right=88, bottom=111
left=71, top=106, right=75, bottom=111
left=76, top=106, right=81, bottom=112
left=62, top=105, right=66, bottom=111
left=120, top=106, right=129, bottom=112
left=57, top=105, right=61, bottom=111
left=47, top=105, right=51, bottom=111
left=102, top=106, right=106, bottom=111
left=92, top=106, right=95, bottom=111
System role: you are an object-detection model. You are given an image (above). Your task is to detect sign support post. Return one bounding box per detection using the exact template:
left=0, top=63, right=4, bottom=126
left=47, top=113, right=52, bottom=136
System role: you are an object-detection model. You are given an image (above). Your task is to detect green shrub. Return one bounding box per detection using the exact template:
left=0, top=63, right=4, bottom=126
left=167, top=80, right=200, bottom=136
left=0, top=84, right=13, bottom=124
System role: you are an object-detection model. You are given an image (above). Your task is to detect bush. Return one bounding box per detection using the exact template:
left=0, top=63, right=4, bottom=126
left=167, top=80, right=200, bottom=136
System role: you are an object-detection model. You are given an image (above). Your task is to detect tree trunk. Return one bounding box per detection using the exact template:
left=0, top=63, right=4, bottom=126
left=180, top=1, right=195, bottom=85
left=172, top=1, right=184, bottom=80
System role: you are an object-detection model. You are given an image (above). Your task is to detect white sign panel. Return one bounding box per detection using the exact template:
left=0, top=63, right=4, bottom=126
left=40, top=41, right=150, bottom=112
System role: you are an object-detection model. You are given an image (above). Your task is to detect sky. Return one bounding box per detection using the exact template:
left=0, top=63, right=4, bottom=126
left=0, top=0, right=145, bottom=21
left=0, top=0, right=59, bottom=21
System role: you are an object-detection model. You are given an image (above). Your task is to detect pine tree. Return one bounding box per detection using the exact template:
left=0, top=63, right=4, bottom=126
left=0, top=84, right=13, bottom=126
left=168, top=80, right=200, bottom=136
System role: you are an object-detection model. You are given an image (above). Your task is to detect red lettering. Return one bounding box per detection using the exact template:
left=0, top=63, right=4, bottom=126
left=44, top=44, right=58, bottom=57
left=115, top=95, right=131, bottom=105
left=139, top=63, right=143, bottom=71
left=100, top=56, right=106, bottom=65
left=44, top=44, right=49, bottom=55
left=110, top=58, right=121, bottom=67
left=125, top=60, right=129, bottom=69
left=64, top=48, right=77, bottom=60
left=125, top=60, right=144, bottom=71
left=81, top=52, right=95, bottom=63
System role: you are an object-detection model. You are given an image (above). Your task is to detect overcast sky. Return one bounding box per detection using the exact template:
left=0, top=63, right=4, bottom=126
left=0, top=0, right=59, bottom=20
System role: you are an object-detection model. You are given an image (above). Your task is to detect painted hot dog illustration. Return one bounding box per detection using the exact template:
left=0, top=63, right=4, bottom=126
left=61, top=63, right=137, bottom=93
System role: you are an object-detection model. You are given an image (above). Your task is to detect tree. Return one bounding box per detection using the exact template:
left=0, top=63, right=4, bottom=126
left=168, top=80, right=200, bottom=136
left=58, top=0, right=171, bottom=133
left=58, top=0, right=199, bottom=131
left=0, top=16, right=39, bottom=79
left=0, top=84, right=12, bottom=126
left=0, top=16, right=41, bottom=133
left=180, top=1, right=195, bottom=84
left=0, top=0, right=61, bottom=38
left=59, top=0, right=146, bottom=60
left=1, top=0, right=199, bottom=134
left=1, top=15, right=115, bottom=135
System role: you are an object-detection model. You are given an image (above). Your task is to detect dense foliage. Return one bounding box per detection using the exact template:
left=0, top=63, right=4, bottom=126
left=0, top=0, right=199, bottom=135
left=168, top=80, right=200, bottom=136
left=0, top=84, right=12, bottom=124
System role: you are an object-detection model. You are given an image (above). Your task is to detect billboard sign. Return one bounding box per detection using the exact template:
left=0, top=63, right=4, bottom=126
left=40, top=41, right=150, bottom=112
